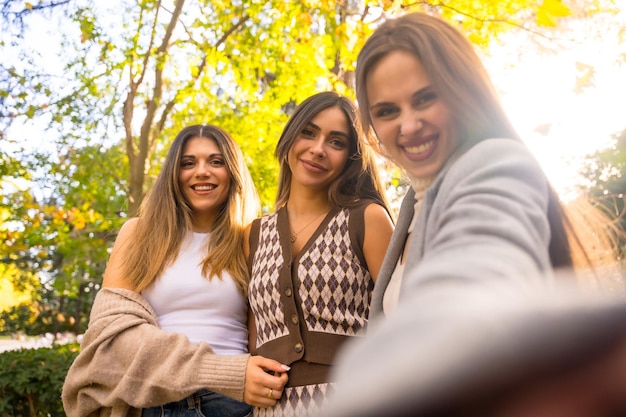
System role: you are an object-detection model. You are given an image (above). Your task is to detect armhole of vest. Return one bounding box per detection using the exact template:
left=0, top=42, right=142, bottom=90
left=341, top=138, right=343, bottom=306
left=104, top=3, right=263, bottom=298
left=348, top=199, right=372, bottom=269
left=248, top=218, right=262, bottom=272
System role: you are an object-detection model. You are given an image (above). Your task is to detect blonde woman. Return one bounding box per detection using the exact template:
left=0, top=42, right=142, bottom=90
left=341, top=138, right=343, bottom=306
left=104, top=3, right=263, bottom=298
left=63, top=125, right=288, bottom=417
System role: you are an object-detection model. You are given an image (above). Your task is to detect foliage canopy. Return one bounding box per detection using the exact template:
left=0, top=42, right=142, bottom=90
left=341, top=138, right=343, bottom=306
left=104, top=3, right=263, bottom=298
left=0, top=0, right=623, bottom=333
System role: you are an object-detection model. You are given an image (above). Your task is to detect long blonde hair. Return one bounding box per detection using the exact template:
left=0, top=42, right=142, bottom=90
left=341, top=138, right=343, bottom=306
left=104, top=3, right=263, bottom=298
left=118, top=125, right=260, bottom=294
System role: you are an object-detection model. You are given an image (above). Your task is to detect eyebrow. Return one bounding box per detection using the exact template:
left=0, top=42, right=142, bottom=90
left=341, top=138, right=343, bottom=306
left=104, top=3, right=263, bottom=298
left=306, top=121, right=350, bottom=139
left=180, top=153, right=223, bottom=159
left=369, top=85, right=434, bottom=111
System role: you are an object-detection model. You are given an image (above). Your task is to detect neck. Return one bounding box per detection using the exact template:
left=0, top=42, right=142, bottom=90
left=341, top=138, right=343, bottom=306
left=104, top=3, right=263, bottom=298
left=285, top=199, right=331, bottom=244
left=289, top=179, right=336, bottom=208
left=191, top=214, right=215, bottom=233
left=285, top=187, right=331, bottom=217
left=407, top=173, right=435, bottom=199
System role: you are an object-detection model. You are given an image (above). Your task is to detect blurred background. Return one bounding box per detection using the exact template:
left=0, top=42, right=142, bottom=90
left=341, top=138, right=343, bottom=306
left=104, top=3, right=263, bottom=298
left=0, top=0, right=624, bottom=343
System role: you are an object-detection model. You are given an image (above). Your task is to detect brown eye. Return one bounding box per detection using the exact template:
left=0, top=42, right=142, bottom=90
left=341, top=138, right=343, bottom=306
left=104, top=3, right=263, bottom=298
left=329, top=138, right=348, bottom=149
left=180, top=159, right=195, bottom=168
left=209, top=158, right=226, bottom=167
left=414, top=91, right=438, bottom=108
left=375, top=106, right=398, bottom=118
left=301, top=128, right=316, bottom=138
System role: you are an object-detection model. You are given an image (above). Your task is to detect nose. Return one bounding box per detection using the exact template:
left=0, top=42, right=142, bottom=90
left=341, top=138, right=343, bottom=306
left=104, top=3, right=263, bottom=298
left=400, top=110, right=424, bottom=138
left=309, top=137, right=326, bottom=157
left=195, top=162, right=212, bottom=178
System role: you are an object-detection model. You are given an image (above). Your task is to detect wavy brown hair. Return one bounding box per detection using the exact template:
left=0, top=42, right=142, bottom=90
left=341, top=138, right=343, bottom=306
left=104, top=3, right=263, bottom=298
left=355, top=13, right=596, bottom=270
left=274, top=91, right=390, bottom=212
left=118, top=124, right=260, bottom=294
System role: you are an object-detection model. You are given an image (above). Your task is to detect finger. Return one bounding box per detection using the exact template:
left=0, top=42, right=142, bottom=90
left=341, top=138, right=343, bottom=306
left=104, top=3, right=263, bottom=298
left=249, top=369, right=285, bottom=390
left=243, top=389, right=280, bottom=408
left=262, top=386, right=280, bottom=400
left=252, top=356, right=291, bottom=374
left=270, top=372, right=289, bottom=392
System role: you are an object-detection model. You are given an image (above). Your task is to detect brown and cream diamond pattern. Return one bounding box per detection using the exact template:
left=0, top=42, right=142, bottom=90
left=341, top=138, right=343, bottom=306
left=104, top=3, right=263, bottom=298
left=252, top=383, right=333, bottom=417
left=298, top=209, right=373, bottom=336
left=249, top=214, right=288, bottom=347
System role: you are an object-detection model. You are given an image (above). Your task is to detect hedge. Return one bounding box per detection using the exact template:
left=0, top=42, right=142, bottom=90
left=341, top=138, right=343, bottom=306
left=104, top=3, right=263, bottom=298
left=0, top=343, right=79, bottom=417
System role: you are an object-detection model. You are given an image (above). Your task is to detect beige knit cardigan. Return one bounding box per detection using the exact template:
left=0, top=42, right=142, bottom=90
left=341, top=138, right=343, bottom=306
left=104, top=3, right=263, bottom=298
left=62, top=288, right=250, bottom=417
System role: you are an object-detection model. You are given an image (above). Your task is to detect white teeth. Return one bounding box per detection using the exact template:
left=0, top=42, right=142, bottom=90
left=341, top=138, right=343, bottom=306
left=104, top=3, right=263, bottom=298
left=193, top=185, right=216, bottom=191
left=404, top=140, right=434, bottom=154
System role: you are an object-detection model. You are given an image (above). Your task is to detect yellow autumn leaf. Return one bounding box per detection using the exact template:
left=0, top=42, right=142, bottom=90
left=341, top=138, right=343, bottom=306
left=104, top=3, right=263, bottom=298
left=25, top=2, right=33, bottom=10
left=382, top=0, right=394, bottom=10
left=537, top=0, right=571, bottom=27
left=541, top=0, right=571, bottom=17
left=536, top=8, right=556, bottom=27
left=297, top=12, right=312, bottom=27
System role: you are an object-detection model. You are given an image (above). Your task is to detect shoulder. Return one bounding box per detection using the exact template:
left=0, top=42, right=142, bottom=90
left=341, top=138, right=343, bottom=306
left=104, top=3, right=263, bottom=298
left=471, top=138, right=535, bottom=157
left=255, top=211, right=278, bottom=230
left=363, top=202, right=392, bottom=224
left=243, top=220, right=255, bottom=237
left=244, top=215, right=269, bottom=259
left=112, top=218, right=141, bottom=252
left=348, top=201, right=393, bottom=237
left=346, top=198, right=387, bottom=215
left=440, top=138, right=548, bottom=195
left=454, top=139, right=542, bottom=176
left=103, top=218, right=140, bottom=290
left=243, top=217, right=261, bottom=257
left=108, top=217, right=140, bottom=253
left=117, top=217, right=140, bottom=238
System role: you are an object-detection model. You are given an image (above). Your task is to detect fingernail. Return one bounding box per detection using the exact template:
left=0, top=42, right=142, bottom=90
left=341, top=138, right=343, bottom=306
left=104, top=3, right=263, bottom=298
left=281, top=364, right=291, bottom=371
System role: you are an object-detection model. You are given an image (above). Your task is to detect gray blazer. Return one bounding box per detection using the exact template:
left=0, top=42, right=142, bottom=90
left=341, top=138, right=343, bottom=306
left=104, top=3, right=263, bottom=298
left=321, top=276, right=626, bottom=417
left=370, top=138, right=554, bottom=319
left=319, top=139, right=626, bottom=417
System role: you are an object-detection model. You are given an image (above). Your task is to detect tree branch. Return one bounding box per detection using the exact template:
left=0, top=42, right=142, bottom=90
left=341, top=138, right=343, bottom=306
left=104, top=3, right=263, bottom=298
left=0, top=0, right=71, bottom=31
left=401, top=1, right=573, bottom=41
left=152, top=13, right=251, bottom=151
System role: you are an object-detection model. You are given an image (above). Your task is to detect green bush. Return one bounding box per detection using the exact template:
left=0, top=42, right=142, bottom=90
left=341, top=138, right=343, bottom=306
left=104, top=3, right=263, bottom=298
left=0, top=343, right=79, bottom=417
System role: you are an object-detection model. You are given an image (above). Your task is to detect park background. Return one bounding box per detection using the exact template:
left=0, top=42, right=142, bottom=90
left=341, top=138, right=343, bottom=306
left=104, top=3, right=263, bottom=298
left=0, top=0, right=625, bottom=415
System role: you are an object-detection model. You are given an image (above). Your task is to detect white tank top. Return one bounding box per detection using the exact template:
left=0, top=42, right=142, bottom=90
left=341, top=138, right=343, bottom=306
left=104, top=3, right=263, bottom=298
left=143, top=232, right=248, bottom=354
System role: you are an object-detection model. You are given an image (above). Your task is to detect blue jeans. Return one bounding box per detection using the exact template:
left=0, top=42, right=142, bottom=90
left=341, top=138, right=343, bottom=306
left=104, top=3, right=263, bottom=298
left=142, top=390, right=252, bottom=417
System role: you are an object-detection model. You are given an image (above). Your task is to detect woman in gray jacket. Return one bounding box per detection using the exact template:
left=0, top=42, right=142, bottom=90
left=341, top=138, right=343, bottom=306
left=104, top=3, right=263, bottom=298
left=356, top=12, right=591, bottom=319
left=317, top=12, right=624, bottom=417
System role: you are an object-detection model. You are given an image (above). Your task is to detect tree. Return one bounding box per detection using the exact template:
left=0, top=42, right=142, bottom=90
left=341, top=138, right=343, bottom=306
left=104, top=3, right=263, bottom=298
left=1, top=0, right=617, bottom=333
left=0, top=0, right=72, bottom=138
left=5, top=0, right=602, bottom=209
left=579, top=128, right=626, bottom=256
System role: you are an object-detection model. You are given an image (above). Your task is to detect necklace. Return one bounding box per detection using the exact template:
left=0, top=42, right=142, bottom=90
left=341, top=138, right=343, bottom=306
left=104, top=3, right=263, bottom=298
left=289, top=211, right=328, bottom=243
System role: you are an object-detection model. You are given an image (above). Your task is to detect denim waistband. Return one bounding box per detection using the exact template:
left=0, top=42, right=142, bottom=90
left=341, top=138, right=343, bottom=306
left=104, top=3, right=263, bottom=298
left=164, top=390, right=213, bottom=410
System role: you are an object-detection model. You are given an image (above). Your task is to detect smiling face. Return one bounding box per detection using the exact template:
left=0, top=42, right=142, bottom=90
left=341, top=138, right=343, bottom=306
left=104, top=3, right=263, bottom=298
left=178, top=136, right=231, bottom=231
left=366, top=50, right=461, bottom=179
left=287, top=106, right=351, bottom=192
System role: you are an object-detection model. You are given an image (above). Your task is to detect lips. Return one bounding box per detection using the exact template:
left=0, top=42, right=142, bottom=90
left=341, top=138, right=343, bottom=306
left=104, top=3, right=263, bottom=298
left=301, top=159, right=327, bottom=172
left=400, top=135, right=437, bottom=161
left=192, top=184, right=217, bottom=191
left=403, top=139, right=434, bottom=154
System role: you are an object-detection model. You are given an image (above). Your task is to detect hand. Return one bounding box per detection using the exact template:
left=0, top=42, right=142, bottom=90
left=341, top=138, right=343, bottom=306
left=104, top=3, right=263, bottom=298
left=243, top=355, right=290, bottom=407
left=494, top=336, right=626, bottom=417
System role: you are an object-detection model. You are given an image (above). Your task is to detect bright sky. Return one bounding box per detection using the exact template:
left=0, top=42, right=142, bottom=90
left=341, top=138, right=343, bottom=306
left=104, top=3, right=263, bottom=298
left=484, top=8, right=626, bottom=200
